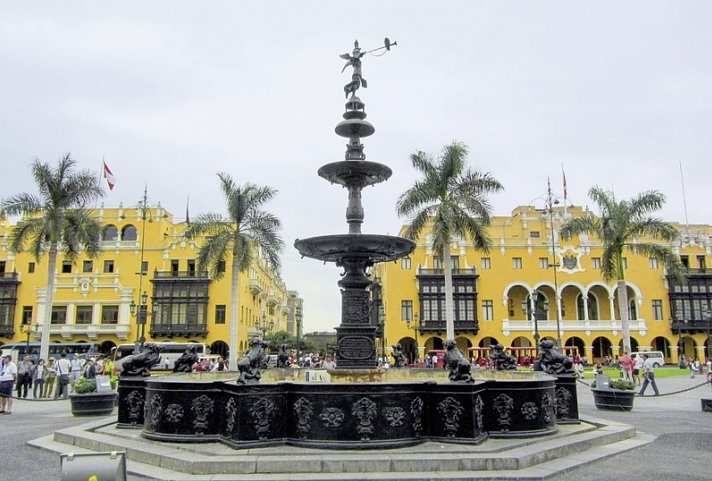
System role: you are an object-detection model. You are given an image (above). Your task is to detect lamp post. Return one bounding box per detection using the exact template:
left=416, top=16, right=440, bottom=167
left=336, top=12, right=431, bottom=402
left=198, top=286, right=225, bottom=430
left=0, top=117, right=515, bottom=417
left=703, top=307, right=712, bottom=360
left=295, top=303, right=303, bottom=365
left=259, top=314, right=274, bottom=339
left=523, top=291, right=545, bottom=346
left=378, top=304, right=386, bottom=360
left=406, top=312, right=419, bottom=364
left=132, top=186, right=150, bottom=352
left=544, top=178, right=563, bottom=349
left=130, top=290, right=150, bottom=353
left=20, top=323, right=38, bottom=350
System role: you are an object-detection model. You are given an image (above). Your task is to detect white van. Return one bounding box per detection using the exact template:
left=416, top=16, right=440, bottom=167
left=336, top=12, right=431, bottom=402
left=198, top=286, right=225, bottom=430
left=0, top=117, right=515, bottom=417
left=630, top=351, right=665, bottom=368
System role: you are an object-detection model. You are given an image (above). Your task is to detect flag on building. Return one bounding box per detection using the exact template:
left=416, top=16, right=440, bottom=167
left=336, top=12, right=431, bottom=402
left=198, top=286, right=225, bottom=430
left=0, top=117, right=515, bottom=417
left=562, top=164, right=567, bottom=200
left=103, top=160, right=116, bottom=191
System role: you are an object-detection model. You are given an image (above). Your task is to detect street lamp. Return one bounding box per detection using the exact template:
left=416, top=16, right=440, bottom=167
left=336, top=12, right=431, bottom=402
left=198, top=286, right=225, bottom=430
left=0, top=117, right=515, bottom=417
left=378, top=304, right=386, bottom=360
left=259, top=314, right=274, bottom=339
left=522, top=291, right=547, bottom=346
left=544, top=178, right=563, bottom=349
left=295, top=304, right=303, bottom=365
left=405, top=312, right=419, bottom=364
left=130, top=290, right=150, bottom=352
left=20, top=323, right=38, bottom=350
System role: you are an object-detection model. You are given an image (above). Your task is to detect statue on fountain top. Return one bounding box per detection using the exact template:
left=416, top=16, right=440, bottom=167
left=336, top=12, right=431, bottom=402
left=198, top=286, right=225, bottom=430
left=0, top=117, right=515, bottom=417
left=276, top=343, right=289, bottom=368
left=534, top=339, right=574, bottom=375
left=391, top=343, right=407, bottom=368
left=173, top=344, right=199, bottom=373
left=340, top=37, right=397, bottom=99
left=237, top=338, right=268, bottom=384
left=444, top=340, right=474, bottom=383
left=490, top=344, right=517, bottom=371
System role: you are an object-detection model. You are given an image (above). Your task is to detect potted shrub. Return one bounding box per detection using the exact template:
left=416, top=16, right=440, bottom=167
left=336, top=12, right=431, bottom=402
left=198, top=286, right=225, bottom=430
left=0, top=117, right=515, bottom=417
left=591, top=378, right=636, bottom=411
left=69, top=377, right=119, bottom=417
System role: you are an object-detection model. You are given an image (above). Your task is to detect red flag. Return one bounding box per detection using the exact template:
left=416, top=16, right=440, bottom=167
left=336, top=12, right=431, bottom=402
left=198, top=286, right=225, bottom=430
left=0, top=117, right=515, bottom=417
left=103, top=161, right=116, bottom=191
left=562, top=165, right=567, bottom=200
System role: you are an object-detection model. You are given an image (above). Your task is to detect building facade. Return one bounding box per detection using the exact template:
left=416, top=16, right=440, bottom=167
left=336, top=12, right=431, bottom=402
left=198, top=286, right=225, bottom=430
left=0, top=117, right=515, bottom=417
left=0, top=203, right=299, bottom=359
left=374, top=204, right=712, bottom=365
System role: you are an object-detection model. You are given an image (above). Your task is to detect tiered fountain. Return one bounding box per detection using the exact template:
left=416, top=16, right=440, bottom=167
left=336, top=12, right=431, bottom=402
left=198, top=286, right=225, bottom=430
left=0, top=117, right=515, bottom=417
left=117, top=39, right=577, bottom=451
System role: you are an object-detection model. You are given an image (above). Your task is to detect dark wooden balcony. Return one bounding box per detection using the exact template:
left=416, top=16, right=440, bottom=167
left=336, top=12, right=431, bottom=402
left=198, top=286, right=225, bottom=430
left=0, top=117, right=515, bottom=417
left=417, top=268, right=477, bottom=276
left=418, top=320, right=479, bottom=334
left=153, top=271, right=210, bottom=279
left=671, top=319, right=712, bottom=333
left=0, top=272, right=19, bottom=283
left=0, top=324, right=14, bottom=338
left=149, top=323, right=208, bottom=338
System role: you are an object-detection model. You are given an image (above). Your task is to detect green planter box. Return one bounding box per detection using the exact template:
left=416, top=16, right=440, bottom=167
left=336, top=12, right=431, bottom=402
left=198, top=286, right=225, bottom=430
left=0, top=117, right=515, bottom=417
left=70, top=392, right=119, bottom=417
left=591, top=388, right=635, bottom=411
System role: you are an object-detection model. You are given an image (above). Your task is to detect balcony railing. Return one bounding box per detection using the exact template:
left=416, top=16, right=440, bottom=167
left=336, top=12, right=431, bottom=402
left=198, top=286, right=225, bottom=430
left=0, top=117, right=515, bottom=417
left=0, top=272, right=19, bottom=282
left=150, top=323, right=208, bottom=338
left=418, top=320, right=479, bottom=332
left=153, top=271, right=209, bottom=279
left=504, top=318, right=648, bottom=332
left=417, top=268, right=477, bottom=276
left=0, top=324, right=14, bottom=338
left=671, top=319, right=712, bottom=331
left=34, top=323, right=131, bottom=340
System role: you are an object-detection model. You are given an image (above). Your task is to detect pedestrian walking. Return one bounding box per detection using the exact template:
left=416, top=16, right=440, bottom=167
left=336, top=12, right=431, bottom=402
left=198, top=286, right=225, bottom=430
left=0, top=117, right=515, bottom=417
left=1, top=354, right=18, bottom=414
left=638, top=353, right=660, bottom=396
left=32, top=359, right=48, bottom=399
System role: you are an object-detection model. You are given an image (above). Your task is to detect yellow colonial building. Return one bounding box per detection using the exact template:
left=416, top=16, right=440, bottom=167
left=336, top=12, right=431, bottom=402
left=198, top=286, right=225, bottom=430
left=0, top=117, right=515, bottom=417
left=375, top=204, right=712, bottom=365
left=0, top=203, right=297, bottom=359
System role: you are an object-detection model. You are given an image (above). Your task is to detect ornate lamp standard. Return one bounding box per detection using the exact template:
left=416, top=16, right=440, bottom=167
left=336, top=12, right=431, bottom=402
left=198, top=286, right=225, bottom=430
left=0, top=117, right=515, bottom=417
left=130, top=291, right=150, bottom=352
left=405, top=312, right=419, bottom=364
left=523, top=290, right=547, bottom=346
left=295, top=303, right=303, bottom=365
left=20, top=323, right=38, bottom=350
left=544, top=179, right=563, bottom=348
left=259, top=313, right=274, bottom=339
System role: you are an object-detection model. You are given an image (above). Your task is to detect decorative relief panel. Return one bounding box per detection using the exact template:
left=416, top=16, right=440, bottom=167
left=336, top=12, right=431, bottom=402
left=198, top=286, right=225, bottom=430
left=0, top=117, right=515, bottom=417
left=191, top=395, right=215, bottom=435
left=493, top=393, right=514, bottom=431
left=410, top=397, right=424, bottom=435
left=437, top=397, right=464, bottom=437
left=520, top=401, right=538, bottom=420
left=383, top=406, right=406, bottom=427
left=249, top=398, right=276, bottom=440
left=164, top=403, right=184, bottom=423
left=293, top=397, right=313, bottom=439
left=320, top=407, right=345, bottom=428
left=126, top=390, right=144, bottom=425
left=225, top=397, right=238, bottom=434
left=351, top=397, right=378, bottom=440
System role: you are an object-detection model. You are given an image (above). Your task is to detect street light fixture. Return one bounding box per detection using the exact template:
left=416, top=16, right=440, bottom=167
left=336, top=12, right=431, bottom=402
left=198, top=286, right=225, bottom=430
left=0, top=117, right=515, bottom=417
left=259, top=314, right=274, bottom=339
left=405, top=312, right=419, bottom=364
left=522, top=291, right=547, bottom=346
left=544, top=178, right=563, bottom=349
left=20, top=323, right=38, bottom=350
left=130, top=290, right=150, bottom=352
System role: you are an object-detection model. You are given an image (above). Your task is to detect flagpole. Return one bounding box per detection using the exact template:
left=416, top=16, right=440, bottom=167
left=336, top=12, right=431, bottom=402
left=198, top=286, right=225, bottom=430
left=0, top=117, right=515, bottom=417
left=679, top=160, right=690, bottom=236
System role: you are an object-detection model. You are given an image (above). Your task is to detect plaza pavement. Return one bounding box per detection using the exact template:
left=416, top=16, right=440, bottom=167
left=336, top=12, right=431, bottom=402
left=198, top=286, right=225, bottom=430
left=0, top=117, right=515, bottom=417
left=2, top=373, right=711, bottom=481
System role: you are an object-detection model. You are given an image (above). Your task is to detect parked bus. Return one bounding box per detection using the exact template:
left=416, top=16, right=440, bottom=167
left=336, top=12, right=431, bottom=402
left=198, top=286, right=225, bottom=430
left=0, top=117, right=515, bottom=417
left=112, top=342, right=209, bottom=372
left=0, top=342, right=99, bottom=364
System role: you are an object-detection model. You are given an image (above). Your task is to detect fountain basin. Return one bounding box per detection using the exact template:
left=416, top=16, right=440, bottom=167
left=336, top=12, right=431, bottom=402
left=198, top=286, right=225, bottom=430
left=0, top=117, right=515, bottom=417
left=119, top=371, right=568, bottom=449
left=294, top=234, right=415, bottom=263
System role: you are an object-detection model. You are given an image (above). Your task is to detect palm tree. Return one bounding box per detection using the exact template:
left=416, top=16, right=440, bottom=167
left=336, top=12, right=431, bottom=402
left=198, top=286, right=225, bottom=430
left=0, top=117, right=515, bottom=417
left=1, top=154, right=104, bottom=363
left=560, top=187, right=684, bottom=354
left=396, top=142, right=503, bottom=341
left=185, top=173, right=283, bottom=369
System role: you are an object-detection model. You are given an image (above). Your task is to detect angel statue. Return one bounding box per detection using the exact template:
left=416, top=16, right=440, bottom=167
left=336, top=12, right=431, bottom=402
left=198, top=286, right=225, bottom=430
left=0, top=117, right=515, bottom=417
left=340, top=40, right=367, bottom=98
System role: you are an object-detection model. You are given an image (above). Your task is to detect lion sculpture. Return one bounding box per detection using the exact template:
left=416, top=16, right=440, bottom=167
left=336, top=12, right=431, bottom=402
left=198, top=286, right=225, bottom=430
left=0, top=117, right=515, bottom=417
left=120, top=343, right=163, bottom=377
left=391, top=343, right=407, bottom=368
left=490, top=344, right=517, bottom=371
left=535, top=339, right=574, bottom=375
left=237, top=338, right=267, bottom=384
left=173, top=345, right=199, bottom=373
left=276, top=343, right=289, bottom=368
left=444, top=340, right=474, bottom=383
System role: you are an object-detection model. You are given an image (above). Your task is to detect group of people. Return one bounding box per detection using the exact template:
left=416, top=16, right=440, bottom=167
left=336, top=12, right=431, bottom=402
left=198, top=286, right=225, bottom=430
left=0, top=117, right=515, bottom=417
left=0, top=351, right=115, bottom=415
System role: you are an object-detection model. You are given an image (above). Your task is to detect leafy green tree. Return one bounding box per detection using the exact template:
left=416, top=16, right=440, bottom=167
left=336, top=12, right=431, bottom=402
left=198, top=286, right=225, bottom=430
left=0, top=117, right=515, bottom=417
left=185, top=174, right=283, bottom=369
left=1, top=154, right=104, bottom=362
left=396, top=142, right=503, bottom=341
left=560, top=187, right=684, bottom=353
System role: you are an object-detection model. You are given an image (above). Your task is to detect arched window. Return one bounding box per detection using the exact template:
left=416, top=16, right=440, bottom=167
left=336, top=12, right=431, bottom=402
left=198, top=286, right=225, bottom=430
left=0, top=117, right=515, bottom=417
left=576, top=293, right=599, bottom=320
left=121, top=224, right=138, bottom=241
left=102, top=225, right=118, bottom=241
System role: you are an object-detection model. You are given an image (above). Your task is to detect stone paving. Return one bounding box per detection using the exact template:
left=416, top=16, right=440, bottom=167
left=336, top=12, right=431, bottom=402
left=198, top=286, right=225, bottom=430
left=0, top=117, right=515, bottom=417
left=2, top=373, right=710, bottom=480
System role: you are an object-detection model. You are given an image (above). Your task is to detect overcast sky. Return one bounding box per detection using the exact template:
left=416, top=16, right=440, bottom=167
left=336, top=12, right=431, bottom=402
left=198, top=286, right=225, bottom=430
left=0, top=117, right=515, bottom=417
left=2, top=2, right=711, bottom=333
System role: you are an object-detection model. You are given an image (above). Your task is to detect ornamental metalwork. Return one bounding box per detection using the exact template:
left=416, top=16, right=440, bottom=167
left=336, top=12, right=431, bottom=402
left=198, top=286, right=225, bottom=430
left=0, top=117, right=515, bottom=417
left=410, top=397, right=424, bottom=435
left=191, top=395, right=215, bottom=435
left=383, top=406, right=406, bottom=427
left=225, top=397, right=238, bottom=434
left=319, top=407, right=345, bottom=428
left=351, top=397, right=378, bottom=440
left=164, top=403, right=184, bottom=423
left=521, top=401, right=538, bottom=420
left=437, top=397, right=464, bottom=437
left=148, top=394, right=163, bottom=431
left=293, top=397, right=314, bottom=439
left=126, top=390, right=144, bottom=425
left=493, top=393, right=514, bottom=431
left=541, top=392, right=555, bottom=425
left=555, top=386, right=573, bottom=419
left=249, top=397, right=276, bottom=440
left=474, top=395, right=484, bottom=431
